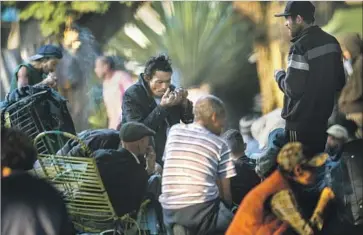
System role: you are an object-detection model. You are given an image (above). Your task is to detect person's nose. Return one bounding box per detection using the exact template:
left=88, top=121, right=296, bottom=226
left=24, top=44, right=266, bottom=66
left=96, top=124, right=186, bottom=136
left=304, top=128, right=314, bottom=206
left=161, top=83, right=169, bottom=90
left=285, top=20, right=288, bottom=27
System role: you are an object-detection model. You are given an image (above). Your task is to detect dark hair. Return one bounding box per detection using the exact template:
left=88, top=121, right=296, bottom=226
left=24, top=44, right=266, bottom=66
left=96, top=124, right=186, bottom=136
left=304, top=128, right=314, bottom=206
left=98, top=56, right=115, bottom=70
left=291, top=14, right=315, bottom=24
left=222, top=129, right=245, bottom=154
left=144, top=54, right=173, bottom=79
left=1, top=127, right=37, bottom=171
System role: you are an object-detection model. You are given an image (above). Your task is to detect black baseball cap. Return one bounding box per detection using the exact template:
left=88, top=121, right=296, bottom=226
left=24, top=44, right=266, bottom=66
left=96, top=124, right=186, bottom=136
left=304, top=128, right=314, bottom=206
left=120, top=122, right=155, bottom=142
left=29, top=44, right=63, bottom=61
left=275, top=1, right=315, bottom=21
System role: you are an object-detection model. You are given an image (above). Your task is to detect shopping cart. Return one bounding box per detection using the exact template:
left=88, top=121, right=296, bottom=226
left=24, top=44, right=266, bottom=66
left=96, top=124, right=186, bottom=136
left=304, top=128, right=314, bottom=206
left=1, top=87, right=75, bottom=154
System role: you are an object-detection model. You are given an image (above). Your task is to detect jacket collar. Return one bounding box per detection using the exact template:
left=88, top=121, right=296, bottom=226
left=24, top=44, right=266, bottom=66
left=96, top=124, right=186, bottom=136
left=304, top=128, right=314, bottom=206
left=291, top=25, right=320, bottom=43
left=138, top=73, right=153, bottom=98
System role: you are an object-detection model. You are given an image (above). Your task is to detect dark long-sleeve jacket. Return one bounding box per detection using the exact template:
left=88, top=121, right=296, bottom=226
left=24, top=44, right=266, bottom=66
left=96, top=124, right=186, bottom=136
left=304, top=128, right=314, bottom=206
left=275, top=26, right=346, bottom=132
left=121, top=74, right=194, bottom=163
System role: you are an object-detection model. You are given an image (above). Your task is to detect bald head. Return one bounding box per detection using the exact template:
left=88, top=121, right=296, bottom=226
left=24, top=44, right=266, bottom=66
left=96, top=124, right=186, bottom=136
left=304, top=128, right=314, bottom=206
left=194, top=95, right=226, bottom=135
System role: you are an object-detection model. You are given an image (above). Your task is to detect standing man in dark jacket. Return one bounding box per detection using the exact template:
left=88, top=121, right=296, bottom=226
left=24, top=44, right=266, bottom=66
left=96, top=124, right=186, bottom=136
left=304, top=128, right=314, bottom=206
left=274, top=1, right=346, bottom=156
left=121, top=54, right=194, bottom=164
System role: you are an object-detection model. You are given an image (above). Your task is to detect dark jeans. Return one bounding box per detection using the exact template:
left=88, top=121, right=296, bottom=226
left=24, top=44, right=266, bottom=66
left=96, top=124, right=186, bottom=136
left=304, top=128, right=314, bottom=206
left=163, top=199, right=233, bottom=235
left=285, top=129, right=327, bottom=156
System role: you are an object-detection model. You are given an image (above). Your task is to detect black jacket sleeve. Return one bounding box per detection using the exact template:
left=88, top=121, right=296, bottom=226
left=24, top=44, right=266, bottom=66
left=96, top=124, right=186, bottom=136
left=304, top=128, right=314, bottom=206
left=275, top=45, right=309, bottom=100
left=122, top=92, right=169, bottom=131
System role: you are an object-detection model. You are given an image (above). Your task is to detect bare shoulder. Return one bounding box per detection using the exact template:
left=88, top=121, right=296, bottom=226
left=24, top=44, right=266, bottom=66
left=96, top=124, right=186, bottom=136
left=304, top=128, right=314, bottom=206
left=17, top=66, right=28, bottom=77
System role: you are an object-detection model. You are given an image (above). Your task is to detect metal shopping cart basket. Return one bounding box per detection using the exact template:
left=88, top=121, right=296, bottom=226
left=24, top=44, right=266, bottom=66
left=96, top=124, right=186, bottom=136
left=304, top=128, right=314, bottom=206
left=1, top=85, right=76, bottom=154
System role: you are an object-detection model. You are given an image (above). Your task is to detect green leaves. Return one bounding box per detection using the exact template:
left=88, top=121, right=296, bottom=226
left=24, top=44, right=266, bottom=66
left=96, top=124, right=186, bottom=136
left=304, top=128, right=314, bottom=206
left=18, top=1, right=111, bottom=37
left=71, top=1, right=110, bottom=14
left=107, top=2, right=253, bottom=88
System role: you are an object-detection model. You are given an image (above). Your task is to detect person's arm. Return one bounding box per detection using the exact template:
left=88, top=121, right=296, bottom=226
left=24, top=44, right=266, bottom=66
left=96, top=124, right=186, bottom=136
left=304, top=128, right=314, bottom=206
left=17, top=66, right=29, bottom=88
left=122, top=91, right=169, bottom=131
left=217, top=143, right=237, bottom=207
left=275, top=45, right=309, bottom=100
left=217, top=177, right=232, bottom=206
left=270, top=189, right=314, bottom=235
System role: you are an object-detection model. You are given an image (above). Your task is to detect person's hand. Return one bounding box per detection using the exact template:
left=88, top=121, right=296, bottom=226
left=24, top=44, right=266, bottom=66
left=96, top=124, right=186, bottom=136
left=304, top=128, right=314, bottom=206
left=160, top=88, right=181, bottom=107
left=175, top=88, right=189, bottom=107
left=274, top=69, right=285, bottom=81
left=42, top=73, right=57, bottom=88
left=310, top=187, right=335, bottom=231
left=145, top=146, right=156, bottom=175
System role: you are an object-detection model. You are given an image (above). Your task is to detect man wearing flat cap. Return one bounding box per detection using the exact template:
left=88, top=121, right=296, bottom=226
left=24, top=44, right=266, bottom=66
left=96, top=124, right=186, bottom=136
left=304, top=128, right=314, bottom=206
left=95, top=122, right=157, bottom=217
left=228, top=142, right=334, bottom=235
left=119, top=121, right=156, bottom=168
left=10, top=44, right=63, bottom=92
left=274, top=1, right=346, bottom=156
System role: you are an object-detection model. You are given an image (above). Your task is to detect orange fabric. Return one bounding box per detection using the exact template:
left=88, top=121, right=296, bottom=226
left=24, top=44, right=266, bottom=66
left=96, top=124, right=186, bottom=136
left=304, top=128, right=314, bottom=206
left=226, top=170, right=290, bottom=235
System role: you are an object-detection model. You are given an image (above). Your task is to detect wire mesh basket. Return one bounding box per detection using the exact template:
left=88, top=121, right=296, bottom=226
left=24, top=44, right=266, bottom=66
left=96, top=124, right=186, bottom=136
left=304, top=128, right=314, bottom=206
left=2, top=90, right=71, bottom=154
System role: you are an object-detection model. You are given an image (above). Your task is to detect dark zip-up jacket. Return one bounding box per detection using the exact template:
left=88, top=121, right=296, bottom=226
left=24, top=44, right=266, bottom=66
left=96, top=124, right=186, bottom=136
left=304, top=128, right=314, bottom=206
left=121, top=74, right=194, bottom=163
left=275, top=26, right=346, bottom=132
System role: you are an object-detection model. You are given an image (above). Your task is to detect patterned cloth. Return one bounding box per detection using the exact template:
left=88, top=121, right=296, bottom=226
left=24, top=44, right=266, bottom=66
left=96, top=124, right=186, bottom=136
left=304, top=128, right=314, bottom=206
left=277, top=142, right=328, bottom=172
left=271, top=189, right=314, bottom=235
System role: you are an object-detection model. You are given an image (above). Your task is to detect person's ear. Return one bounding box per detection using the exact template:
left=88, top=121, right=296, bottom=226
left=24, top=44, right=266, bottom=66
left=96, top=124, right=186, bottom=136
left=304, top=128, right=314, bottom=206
left=211, top=112, right=217, bottom=123
left=293, top=165, right=303, bottom=177
left=296, top=15, right=303, bottom=24
left=144, top=75, right=152, bottom=82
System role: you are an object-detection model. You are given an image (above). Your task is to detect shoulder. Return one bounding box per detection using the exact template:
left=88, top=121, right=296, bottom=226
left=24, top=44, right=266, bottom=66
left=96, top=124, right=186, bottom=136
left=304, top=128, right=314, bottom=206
left=124, top=81, right=144, bottom=98
left=290, top=40, right=307, bottom=55
left=17, top=65, right=29, bottom=76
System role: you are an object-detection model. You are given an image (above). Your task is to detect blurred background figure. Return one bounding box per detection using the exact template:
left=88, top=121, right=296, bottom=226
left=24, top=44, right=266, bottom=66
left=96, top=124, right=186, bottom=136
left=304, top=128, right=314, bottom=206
left=338, top=33, right=363, bottom=138
left=325, top=124, right=348, bottom=157
left=239, top=114, right=260, bottom=158
left=94, top=56, right=134, bottom=130
left=10, top=44, right=62, bottom=91
left=337, top=32, right=363, bottom=233
left=222, top=129, right=260, bottom=205
left=250, top=109, right=286, bottom=153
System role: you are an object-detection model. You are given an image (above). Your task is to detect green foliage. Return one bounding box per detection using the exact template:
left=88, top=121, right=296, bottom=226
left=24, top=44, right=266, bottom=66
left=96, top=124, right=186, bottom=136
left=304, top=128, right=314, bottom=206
left=18, top=1, right=111, bottom=37
left=322, top=7, right=363, bottom=36
left=107, top=2, right=253, bottom=88
left=71, top=2, right=110, bottom=14
left=2, top=1, right=17, bottom=6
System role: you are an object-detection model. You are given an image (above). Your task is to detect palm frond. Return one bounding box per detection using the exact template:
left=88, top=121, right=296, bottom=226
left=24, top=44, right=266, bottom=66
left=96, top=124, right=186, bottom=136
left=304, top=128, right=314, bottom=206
left=107, top=1, right=254, bottom=88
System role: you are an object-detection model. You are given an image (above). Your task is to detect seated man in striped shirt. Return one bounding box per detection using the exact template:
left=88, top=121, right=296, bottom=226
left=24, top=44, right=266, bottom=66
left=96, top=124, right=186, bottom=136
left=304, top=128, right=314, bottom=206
left=159, top=95, right=236, bottom=235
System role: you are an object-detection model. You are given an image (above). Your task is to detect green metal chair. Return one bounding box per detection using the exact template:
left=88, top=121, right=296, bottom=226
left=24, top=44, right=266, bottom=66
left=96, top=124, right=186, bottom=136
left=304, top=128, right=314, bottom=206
left=34, top=131, right=148, bottom=234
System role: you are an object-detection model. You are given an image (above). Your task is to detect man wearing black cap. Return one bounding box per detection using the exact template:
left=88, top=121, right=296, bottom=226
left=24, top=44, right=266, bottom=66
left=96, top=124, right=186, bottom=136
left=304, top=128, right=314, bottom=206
left=274, top=1, right=346, bottom=155
left=95, top=122, right=156, bottom=217
left=10, top=44, right=63, bottom=92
